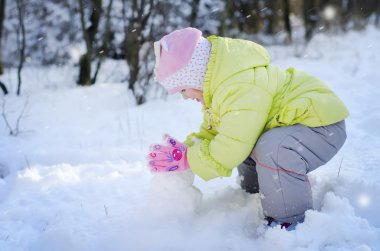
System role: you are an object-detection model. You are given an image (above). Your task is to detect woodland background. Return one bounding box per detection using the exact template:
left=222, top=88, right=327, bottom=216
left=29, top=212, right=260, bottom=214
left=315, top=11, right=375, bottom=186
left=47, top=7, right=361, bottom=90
left=0, top=0, right=379, bottom=103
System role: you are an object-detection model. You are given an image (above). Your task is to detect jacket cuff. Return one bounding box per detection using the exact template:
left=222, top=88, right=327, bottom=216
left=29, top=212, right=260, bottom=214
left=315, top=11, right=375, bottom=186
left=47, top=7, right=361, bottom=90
left=187, top=140, right=232, bottom=181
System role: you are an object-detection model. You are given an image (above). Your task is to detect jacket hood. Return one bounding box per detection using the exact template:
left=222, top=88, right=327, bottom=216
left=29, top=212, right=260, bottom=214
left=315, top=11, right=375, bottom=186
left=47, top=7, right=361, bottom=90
left=203, top=36, right=270, bottom=106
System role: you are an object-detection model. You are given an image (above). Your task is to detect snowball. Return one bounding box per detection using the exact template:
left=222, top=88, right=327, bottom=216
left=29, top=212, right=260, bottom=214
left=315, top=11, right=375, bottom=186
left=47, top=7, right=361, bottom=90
left=146, top=170, right=203, bottom=217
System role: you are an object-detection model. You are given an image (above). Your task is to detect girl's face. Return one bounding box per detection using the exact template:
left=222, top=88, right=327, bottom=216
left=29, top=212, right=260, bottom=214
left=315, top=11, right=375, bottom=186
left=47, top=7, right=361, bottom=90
left=181, top=88, right=204, bottom=105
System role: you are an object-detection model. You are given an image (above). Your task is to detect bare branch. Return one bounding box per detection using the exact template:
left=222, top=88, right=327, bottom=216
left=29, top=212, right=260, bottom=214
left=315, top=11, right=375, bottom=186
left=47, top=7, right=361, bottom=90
left=1, top=97, right=29, bottom=136
left=0, top=81, right=8, bottom=95
left=104, top=204, right=109, bottom=217
left=14, top=98, right=28, bottom=135
left=338, top=158, right=343, bottom=177
left=24, top=154, right=30, bottom=169
left=1, top=98, right=14, bottom=134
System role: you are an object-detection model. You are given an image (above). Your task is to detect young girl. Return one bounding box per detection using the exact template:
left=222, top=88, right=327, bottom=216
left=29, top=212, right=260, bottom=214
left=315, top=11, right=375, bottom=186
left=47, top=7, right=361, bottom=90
left=148, top=27, right=348, bottom=229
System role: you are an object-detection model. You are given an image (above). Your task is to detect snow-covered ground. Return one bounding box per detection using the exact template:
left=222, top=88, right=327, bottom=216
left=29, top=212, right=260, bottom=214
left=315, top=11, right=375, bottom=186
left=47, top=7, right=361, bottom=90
left=1, top=26, right=380, bottom=251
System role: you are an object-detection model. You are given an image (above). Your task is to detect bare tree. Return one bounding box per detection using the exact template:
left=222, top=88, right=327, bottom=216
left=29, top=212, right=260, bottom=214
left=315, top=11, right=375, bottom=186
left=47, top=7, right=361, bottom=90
left=218, top=0, right=234, bottom=36
left=77, top=0, right=102, bottom=86
left=92, top=0, right=114, bottom=84
left=348, top=0, right=379, bottom=30
left=283, top=0, right=292, bottom=43
left=266, top=0, right=282, bottom=35
left=217, top=0, right=264, bottom=37
left=1, top=97, right=29, bottom=136
left=123, top=0, right=154, bottom=105
left=0, top=81, right=7, bottom=95
left=189, top=0, right=200, bottom=27
left=264, top=0, right=292, bottom=43
left=16, top=0, right=26, bottom=96
left=303, top=0, right=320, bottom=42
left=0, top=0, right=5, bottom=75
left=376, top=1, right=380, bottom=27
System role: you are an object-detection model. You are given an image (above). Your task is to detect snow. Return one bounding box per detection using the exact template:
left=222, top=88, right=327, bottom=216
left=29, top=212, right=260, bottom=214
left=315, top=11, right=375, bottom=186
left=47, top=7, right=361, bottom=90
left=1, top=26, right=380, bottom=251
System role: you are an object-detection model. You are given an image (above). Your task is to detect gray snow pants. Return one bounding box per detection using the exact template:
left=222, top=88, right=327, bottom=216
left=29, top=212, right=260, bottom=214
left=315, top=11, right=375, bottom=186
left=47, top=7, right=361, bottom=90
left=238, top=121, right=346, bottom=223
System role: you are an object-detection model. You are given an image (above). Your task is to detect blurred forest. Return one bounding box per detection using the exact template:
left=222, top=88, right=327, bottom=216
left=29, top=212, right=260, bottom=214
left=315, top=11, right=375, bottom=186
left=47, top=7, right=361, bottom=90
left=0, top=0, right=379, bottom=103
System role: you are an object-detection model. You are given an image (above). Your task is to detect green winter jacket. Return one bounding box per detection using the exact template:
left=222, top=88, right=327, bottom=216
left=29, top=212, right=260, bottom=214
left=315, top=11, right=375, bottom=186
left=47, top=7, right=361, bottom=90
left=184, top=36, right=349, bottom=181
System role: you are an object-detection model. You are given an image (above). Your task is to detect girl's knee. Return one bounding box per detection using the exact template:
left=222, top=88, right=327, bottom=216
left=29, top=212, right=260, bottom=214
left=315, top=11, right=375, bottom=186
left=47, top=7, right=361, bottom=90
left=252, top=131, right=282, bottom=164
left=253, top=134, right=308, bottom=177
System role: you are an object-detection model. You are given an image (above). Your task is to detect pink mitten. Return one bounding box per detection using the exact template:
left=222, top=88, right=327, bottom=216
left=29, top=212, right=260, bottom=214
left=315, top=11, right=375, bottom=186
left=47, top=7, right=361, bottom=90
left=148, top=134, right=190, bottom=172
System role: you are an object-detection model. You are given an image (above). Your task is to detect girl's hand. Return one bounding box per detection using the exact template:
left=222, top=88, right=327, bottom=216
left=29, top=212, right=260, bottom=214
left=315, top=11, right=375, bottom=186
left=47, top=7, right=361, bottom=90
left=147, top=134, right=190, bottom=172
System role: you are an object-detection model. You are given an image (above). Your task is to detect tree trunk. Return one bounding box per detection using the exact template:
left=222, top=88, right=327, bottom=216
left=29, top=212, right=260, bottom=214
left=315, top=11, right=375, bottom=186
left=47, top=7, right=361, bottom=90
left=282, top=0, right=292, bottom=43
left=376, top=1, right=380, bottom=27
left=267, top=0, right=282, bottom=35
left=189, top=0, right=200, bottom=27
left=218, top=0, right=233, bottom=36
left=0, top=81, right=7, bottom=95
left=349, top=0, right=366, bottom=30
left=16, top=0, right=25, bottom=96
left=0, top=0, right=5, bottom=75
left=92, top=0, right=114, bottom=84
left=123, top=0, right=154, bottom=105
left=77, top=0, right=102, bottom=86
left=303, top=0, right=319, bottom=42
left=79, top=54, right=91, bottom=86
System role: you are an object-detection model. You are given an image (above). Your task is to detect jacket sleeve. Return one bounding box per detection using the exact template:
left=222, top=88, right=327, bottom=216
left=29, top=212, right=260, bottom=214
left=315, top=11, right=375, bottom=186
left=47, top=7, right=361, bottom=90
left=183, top=115, right=216, bottom=147
left=187, top=83, right=272, bottom=181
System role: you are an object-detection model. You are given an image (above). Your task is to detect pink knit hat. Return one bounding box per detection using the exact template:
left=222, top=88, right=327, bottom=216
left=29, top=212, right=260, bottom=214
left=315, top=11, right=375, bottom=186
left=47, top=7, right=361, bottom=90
left=154, top=27, right=211, bottom=94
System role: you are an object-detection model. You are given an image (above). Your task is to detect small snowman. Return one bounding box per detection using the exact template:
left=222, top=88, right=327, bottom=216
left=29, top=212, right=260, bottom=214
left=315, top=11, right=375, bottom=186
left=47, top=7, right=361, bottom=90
left=147, top=135, right=203, bottom=216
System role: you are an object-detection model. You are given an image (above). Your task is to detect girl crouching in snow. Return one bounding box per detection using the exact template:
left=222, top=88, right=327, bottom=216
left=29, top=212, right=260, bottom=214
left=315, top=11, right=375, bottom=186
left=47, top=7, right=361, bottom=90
left=147, top=27, right=349, bottom=229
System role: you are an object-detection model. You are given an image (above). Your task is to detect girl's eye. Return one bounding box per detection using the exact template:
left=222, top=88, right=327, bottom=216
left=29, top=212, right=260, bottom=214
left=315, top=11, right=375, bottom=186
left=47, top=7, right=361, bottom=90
left=181, top=89, right=185, bottom=93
